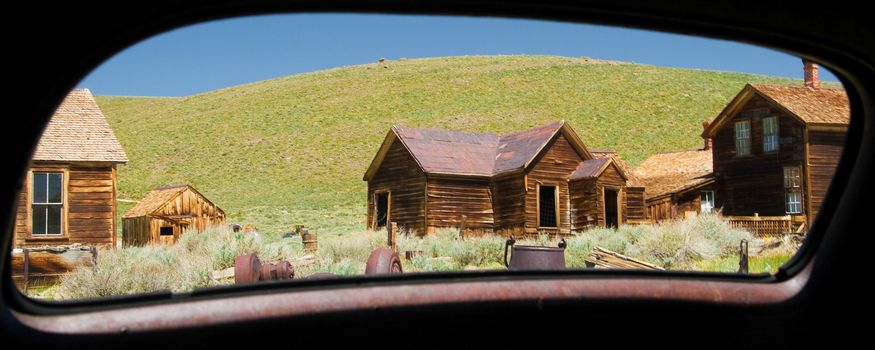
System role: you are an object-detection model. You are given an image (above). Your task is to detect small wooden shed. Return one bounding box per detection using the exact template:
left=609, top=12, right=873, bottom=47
left=635, top=147, right=715, bottom=222
left=122, top=185, right=226, bottom=246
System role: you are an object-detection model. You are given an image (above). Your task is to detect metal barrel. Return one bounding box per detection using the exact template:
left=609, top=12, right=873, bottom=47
left=301, top=229, right=318, bottom=252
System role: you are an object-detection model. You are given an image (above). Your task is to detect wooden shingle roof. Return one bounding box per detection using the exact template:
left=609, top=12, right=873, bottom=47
left=704, top=84, right=849, bottom=137
left=634, top=149, right=713, bottom=199
left=363, top=120, right=593, bottom=180
left=32, top=89, right=128, bottom=163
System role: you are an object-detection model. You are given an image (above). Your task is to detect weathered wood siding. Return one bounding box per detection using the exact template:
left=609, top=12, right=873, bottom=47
left=523, top=135, right=584, bottom=234
left=151, top=188, right=226, bottom=233
left=807, top=130, right=845, bottom=220
left=625, top=187, right=647, bottom=222
left=491, top=174, right=526, bottom=236
left=122, top=216, right=150, bottom=247
left=14, top=164, right=117, bottom=249
left=712, top=94, right=806, bottom=217
left=646, top=196, right=674, bottom=222
left=426, top=178, right=493, bottom=235
left=367, top=141, right=427, bottom=234
left=569, top=178, right=598, bottom=231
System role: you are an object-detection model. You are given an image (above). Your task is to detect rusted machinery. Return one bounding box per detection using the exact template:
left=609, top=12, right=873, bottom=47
left=504, top=236, right=567, bottom=270
left=234, top=254, right=295, bottom=284
left=234, top=246, right=404, bottom=284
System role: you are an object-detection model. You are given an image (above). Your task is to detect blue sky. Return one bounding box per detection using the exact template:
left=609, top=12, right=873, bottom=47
left=79, top=13, right=839, bottom=97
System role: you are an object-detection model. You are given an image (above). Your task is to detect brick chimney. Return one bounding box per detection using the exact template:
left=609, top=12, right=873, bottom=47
left=702, top=120, right=712, bottom=150
left=803, top=59, right=820, bottom=89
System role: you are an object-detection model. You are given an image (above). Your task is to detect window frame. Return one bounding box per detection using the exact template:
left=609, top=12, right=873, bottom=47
left=762, top=116, right=779, bottom=152
left=784, top=166, right=803, bottom=214
left=536, top=184, right=559, bottom=229
left=734, top=119, right=752, bottom=156
left=25, top=167, right=69, bottom=240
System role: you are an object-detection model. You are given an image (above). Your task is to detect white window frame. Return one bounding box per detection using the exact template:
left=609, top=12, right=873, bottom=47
left=735, top=120, right=751, bottom=156
left=762, top=116, right=778, bottom=152
left=786, top=192, right=802, bottom=214
left=32, top=172, right=64, bottom=236
left=700, top=191, right=715, bottom=214
left=784, top=166, right=801, bottom=189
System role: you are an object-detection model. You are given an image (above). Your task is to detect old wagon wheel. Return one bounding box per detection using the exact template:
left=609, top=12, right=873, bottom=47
left=365, top=247, right=403, bottom=275
left=234, top=254, right=262, bottom=284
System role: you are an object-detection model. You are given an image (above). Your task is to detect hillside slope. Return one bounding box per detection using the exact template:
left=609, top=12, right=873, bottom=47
left=96, top=55, right=807, bottom=234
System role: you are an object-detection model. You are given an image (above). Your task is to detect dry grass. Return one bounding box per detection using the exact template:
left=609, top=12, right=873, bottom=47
left=51, top=214, right=790, bottom=300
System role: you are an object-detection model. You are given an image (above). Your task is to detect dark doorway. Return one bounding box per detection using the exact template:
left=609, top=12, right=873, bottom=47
left=375, top=192, right=389, bottom=229
left=539, top=186, right=558, bottom=227
left=604, top=189, right=619, bottom=228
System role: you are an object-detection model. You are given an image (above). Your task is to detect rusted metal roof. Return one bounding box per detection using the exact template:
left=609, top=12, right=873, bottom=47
left=634, top=149, right=713, bottom=199
left=31, top=89, right=128, bottom=163
left=366, top=120, right=586, bottom=180
left=704, top=83, right=849, bottom=137
left=570, top=158, right=611, bottom=180
left=393, top=126, right=499, bottom=176
left=494, top=121, right=565, bottom=174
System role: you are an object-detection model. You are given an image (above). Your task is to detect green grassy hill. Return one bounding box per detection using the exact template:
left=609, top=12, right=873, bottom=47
left=97, top=55, right=811, bottom=234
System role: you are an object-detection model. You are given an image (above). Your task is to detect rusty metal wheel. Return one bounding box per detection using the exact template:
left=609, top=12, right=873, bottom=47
left=234, top=254, right=262, bottom=284
left=276, top=261, right=294, bottom=280
left=260, top=262, right=278, bottom=281
left=365, top=247, right=403, bottom=275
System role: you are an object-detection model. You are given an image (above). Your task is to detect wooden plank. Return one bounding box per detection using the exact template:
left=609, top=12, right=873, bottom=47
left=585, top=247, right=664, bottom=270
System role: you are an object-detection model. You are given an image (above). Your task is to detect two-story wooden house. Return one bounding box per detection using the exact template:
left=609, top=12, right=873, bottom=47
left=702, top=62, right=849, bottom=227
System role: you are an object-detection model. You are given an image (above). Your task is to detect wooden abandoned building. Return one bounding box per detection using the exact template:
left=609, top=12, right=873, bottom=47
left=122, top=185, right=226, bottom=246
left=363, top=120, right=646, bottom=236
left=635, top=124, right=715, bottom=222
left=702, top=61, right=849, bottom=227
left=12, top=89, right=128, bottom=249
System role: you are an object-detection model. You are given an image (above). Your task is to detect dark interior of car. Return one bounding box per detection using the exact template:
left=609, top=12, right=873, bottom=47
left=3, top=1, right=871, bottom=347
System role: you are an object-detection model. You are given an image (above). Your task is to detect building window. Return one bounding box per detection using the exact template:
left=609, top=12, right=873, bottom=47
left=735, top=120, right=751, bottom=156
left=700, top=191, right=715, bottom=214
left=784, top=166, right=802, bottom=214
left=160, top=227, right=174, bottom=236
left=763, top=116, right=778, bottom=152
left=786, top=192, right=802, bottom=214
left=784, top=166, right=801, bottom=188
left=32, top=172, right=63, bottom=235
left=538, top=185, right=558, bottom=227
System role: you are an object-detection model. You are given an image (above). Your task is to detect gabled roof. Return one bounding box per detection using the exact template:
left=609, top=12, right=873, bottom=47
left=363, top=120, right=593, bottom=180
left=634, top=148, right=714, bottom=200
left=570, top=157, right=629, bottom=182
left=124, top=185, right=223, bottom=218
left=703, top=84, right=849, bottom=137
left=32, top=89, right=128, bottom=163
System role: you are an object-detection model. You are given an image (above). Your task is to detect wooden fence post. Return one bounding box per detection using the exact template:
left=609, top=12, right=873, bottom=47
left=23, top=248, right=30, bottom=294
left=460, top=215, right=467, bottom=240
left=387, top=221, right=397, bottom=250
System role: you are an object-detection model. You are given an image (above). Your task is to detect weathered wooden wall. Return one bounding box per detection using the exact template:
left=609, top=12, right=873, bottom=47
left=426, top=177, right=493, bottom=235
left=367, top=141, right=427, bottom=234
left=625, top=187, right=647, bottom=222
left=14, top=164, right=117, bottom=249
left=712, top=94, right=806, bottom=217
left=807, top=130, right=845, bottom=221
left=152, top=188, right=226, bottom=233
left=523, top=135, right=584, bottom=234
left=646, top=196, right=674, bottom=222
left=569, top=178, right=598, bottom=231
left=491, top=174, right=525, bottom=236
left=122, top=216, right=150, bottom=247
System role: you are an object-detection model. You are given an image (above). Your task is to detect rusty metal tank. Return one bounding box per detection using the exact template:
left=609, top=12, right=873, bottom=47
left=504, top=236, right=566, bottom=270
